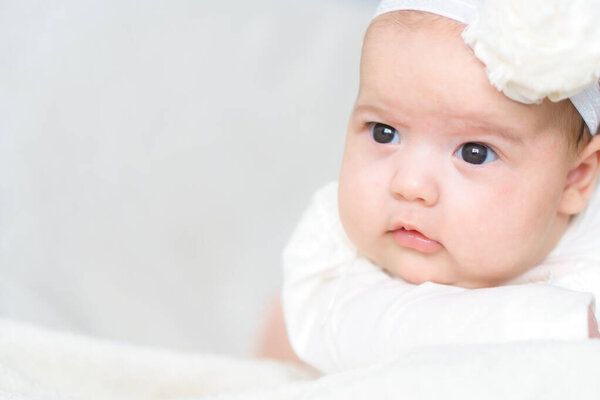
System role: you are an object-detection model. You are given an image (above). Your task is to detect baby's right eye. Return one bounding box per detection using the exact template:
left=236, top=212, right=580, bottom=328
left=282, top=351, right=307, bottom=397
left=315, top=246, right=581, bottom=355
left=370, top=122, right=399, bottom=144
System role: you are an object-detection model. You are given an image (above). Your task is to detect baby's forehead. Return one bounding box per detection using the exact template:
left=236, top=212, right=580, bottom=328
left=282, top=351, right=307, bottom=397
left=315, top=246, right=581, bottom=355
left=362, top=11, right=469, bottom=69
left=363, top=10, right=583, bottom=141
left=359, top=11, right=582, bottom=148
left=368, top=0, right=600, bottom=140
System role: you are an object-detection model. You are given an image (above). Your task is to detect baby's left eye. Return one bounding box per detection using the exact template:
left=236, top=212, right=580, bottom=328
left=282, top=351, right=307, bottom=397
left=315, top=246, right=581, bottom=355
left=455, top=143, right=497, bottom=165
left=370, top=122, right=400, bottom=144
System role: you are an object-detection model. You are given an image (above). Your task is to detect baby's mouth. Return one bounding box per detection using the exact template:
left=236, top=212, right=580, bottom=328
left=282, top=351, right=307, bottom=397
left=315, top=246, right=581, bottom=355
left=390, top=227, right=442, bottom=254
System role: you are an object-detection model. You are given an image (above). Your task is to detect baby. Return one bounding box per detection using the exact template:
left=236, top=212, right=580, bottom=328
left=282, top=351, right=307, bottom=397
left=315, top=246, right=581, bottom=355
left=282, top=0, right=600, bottom=373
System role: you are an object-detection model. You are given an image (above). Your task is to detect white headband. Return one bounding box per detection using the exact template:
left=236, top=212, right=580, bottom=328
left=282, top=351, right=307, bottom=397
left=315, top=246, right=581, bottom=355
left=374, top=0, right=600, bottom=135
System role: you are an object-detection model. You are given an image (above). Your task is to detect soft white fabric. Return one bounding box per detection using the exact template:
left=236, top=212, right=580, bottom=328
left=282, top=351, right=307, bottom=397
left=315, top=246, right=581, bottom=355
left=373, top=0, right=600, bottom=134
left=282, top=182, right=600, bottom=373
left=207, top=342, right=600, bottom=400
left=570, top=82, right=600, bottom=136
left=0, top=318, right=315, bottom=400
left=1, top=317, right=600, bottom=400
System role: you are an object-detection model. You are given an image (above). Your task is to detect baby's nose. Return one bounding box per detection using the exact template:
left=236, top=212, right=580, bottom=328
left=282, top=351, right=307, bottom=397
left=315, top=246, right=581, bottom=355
left=390, top=153, right=440, bottom=206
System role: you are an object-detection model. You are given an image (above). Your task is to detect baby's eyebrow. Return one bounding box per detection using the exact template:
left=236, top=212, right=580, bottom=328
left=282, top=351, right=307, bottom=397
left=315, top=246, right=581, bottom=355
left=459, top=119, right=524, bottom=144
left=352, top=103, right=411, bottom=127
left=353, top=103, right=382, bottom=117
left=354, top=103, right=525, bottom=144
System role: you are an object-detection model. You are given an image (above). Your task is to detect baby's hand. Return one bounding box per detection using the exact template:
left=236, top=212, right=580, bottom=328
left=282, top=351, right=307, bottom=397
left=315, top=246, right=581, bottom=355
left=589, top=304, right=599, bottom=339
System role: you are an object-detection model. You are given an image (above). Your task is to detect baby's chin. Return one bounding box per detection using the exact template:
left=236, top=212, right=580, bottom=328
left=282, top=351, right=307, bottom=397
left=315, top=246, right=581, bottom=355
left=374, top=256, right=513, bottom=289
left=400, top=272, right=505, bottom=289
left=445, top=278, right=506, bottom=289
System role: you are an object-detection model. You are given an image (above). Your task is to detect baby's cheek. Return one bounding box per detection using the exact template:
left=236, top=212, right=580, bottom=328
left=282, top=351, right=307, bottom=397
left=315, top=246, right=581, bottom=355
left=339, top=170, right=388, bottom=259
left=338, top=180, right=372, bottom=249
left=446, top=188, right=522, bottom=268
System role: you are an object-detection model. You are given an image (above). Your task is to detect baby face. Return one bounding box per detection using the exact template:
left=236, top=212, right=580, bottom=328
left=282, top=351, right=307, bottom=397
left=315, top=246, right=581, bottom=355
left=338, top=14, right=578, bottom=288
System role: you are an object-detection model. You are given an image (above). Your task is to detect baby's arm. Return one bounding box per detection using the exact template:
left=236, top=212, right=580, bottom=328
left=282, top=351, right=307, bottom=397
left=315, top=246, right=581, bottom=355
left=590, top=304, right=600, bottom=338
left=283, top=183, right=595, bottom=373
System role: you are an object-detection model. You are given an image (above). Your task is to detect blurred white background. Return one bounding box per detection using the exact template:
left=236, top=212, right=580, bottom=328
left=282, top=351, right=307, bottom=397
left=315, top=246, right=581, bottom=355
left=0, top=0, right=373, bottom=355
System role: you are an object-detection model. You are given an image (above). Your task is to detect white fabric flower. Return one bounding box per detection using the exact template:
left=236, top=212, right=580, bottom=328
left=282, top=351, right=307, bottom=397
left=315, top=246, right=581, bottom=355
left=462, top=0, right=600, bottom=104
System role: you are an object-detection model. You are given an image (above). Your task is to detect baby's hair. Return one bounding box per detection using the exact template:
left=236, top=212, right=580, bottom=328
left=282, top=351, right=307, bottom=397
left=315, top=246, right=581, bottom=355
left=576, top=114, right=592, bottom=148
left=552, top=100, right=593, bottom=153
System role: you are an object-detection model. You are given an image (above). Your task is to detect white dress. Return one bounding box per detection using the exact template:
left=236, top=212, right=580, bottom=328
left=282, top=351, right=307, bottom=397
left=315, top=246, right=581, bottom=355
left=282, top=182, right=600, bottom=373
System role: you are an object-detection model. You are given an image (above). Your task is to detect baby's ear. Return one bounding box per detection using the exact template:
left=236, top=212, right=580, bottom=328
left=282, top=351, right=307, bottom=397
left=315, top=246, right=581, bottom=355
left=558, top=135, right=600, bottom=215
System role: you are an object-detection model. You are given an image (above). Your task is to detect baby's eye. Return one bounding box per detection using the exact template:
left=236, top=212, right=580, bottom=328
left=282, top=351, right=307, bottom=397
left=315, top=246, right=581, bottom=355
left=455, top=142, right=497, bottom=165
left=370, top=122, right=399, bottom=144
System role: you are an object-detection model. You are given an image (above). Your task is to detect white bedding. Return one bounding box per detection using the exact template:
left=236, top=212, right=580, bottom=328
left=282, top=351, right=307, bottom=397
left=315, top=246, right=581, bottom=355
left=1, top=318, right=599, bottom=400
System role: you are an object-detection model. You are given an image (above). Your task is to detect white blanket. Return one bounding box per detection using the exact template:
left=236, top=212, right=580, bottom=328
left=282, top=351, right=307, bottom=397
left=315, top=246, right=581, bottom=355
left=1, top=318, right=599, bottom=400
left=0, top=318, right=314, bottom=400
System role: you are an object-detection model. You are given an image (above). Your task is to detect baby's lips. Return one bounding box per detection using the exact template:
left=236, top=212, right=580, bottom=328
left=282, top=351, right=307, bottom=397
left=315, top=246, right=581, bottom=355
left=390, top=227, right=443, bottom=253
